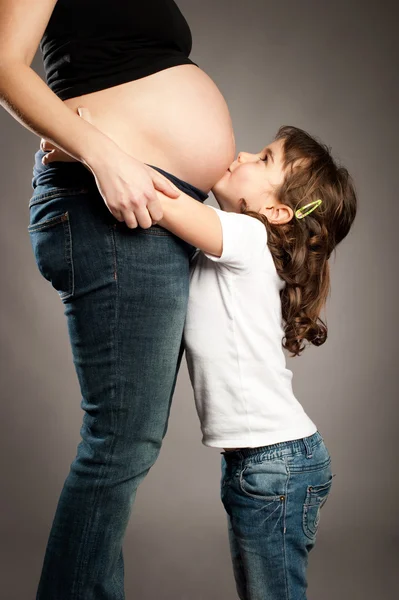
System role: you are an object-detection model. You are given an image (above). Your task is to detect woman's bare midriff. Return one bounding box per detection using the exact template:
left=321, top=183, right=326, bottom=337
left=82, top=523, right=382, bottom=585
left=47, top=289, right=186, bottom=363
left=64, top=65, right=236, bottom=192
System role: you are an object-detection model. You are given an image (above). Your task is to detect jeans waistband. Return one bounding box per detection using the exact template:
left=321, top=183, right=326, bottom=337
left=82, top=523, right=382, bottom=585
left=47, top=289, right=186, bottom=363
left=32, top=149, right=209, bottom=203
left=147, top=165, right=208, bottom=202
left=221, top=431, right=323, bottom=463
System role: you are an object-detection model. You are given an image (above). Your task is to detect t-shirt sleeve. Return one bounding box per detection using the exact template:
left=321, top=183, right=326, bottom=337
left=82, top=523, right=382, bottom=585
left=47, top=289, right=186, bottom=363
left=203, top=205, right=268, bottom=271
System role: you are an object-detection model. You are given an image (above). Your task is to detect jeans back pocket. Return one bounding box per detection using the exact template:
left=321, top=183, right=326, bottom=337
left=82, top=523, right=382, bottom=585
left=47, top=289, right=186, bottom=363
left=28, top=211, right=74, bottom=301
left=302, top=474, right=334, bottom=540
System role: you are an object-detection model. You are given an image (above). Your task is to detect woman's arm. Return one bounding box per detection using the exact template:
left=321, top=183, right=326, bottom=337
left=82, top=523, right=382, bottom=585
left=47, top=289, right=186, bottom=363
left=0, top=0, right=119, bottom=166
left=0, top=0, right=180, bottom=228
left=157, top=191, right=223, bottom=258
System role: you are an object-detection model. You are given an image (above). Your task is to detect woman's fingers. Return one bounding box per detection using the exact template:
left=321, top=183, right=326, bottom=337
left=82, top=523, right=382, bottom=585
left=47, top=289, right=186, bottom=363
left=42, top=149, right=57, bottom=164
left=40, top=138, right=55, bottom=151
left=42, top=148, right=77, bottom=164
left=123, top=213, right=138, bottom=229
left=125, top=199, right=153, bottom=229
left=77, top=106, right=93, bottom=123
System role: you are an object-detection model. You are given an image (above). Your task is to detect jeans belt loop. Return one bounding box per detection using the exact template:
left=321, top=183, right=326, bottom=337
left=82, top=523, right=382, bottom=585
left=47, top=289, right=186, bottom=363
left=303, top=436, right=313, bottom=459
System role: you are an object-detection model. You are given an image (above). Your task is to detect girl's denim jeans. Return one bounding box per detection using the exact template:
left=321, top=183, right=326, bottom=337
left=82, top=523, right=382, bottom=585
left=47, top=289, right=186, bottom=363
left=221, top=431, right=334, bottom=600
left=29, top=150, right=208, bottom=600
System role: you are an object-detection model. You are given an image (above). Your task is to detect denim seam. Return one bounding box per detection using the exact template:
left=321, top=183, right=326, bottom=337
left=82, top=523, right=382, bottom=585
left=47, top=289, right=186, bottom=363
left=60, top=213, right=74, bottom=300
left=111, top=224, right=118, bottom=281
left=27, top=211, right=69, bottom=233
left=288, top=456, right=331, bottom=474
left=303, top=475, right=333, bottom=540
left=307, top=475, right=334, bottom=497
left=29, top=187, right=89, bottom=207
left=283, top=460, right=291, bottom=600
left=138, top=227, right=173, bottom=237
left=72, top=234, right=119, bottom=599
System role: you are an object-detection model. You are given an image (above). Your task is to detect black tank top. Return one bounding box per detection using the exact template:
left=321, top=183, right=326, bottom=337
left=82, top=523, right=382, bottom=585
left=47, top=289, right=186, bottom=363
left=40, top=0, right=198, bottom=100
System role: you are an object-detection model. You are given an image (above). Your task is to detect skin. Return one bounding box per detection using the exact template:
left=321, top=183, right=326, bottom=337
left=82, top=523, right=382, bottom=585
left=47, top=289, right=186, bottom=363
left=42, top=117, right=294, bottom=237
left=212, top=139, right=294, bottom=225
left=0, top=1, right=235, bottom=229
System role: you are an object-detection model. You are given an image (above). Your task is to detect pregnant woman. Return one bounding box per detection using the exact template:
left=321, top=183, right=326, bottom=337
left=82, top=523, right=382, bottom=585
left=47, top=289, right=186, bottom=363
left=0, top=1, right=235, bottom=599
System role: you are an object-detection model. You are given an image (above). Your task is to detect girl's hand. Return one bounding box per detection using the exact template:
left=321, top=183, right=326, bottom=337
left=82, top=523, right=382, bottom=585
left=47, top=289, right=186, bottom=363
left=40, top=107, right=181, bottom=229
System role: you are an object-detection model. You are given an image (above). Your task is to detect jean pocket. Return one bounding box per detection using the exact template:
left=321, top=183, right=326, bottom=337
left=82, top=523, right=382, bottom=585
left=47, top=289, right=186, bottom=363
left=302, top=474, right=334, bottom=540
left=28, top=211, right=74, bottom=301
left=239, top=459, right=288, bottom=502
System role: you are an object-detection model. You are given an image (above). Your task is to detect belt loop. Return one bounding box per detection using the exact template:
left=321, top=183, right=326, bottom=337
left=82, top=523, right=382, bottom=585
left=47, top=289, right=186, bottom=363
left=303, top=436, right=313, bottom=459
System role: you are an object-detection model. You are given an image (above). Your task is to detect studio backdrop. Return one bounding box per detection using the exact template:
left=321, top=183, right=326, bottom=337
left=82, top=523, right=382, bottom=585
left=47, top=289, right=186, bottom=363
left=0, top=1, right=397, bottom=598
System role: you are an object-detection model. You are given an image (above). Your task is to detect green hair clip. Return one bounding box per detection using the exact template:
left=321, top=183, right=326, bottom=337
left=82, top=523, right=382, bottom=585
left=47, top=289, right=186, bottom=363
left=295, top=199, right=323, bottom=220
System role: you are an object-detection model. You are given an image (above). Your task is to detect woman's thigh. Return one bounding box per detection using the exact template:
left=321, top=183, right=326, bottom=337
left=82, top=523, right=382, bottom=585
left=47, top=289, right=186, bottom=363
left=28, top=184, right=194, bottom=470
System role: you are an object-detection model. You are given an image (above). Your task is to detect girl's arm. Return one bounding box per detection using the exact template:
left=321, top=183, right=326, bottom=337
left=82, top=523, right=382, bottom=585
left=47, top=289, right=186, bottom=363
left=156, top=190, right=223, bottom=258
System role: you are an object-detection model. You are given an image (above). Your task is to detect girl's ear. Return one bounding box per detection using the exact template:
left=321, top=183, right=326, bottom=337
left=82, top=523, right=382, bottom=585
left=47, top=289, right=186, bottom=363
left=263, top=203, right=294, bottom=225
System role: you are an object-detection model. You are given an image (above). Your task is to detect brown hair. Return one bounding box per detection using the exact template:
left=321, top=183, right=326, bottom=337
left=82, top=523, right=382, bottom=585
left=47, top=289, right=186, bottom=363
left=240, top=125, right=357, bottom=357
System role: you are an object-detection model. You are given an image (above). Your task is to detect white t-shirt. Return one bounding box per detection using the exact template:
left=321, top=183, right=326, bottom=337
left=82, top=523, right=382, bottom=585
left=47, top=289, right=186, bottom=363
left=183, top=205, right=317, bottom=448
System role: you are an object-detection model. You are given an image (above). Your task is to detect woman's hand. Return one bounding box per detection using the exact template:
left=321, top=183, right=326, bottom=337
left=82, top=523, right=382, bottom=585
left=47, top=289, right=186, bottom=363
left=40, top=138, right=79, bottom=163
left=40, top=107, right=181, bottom=229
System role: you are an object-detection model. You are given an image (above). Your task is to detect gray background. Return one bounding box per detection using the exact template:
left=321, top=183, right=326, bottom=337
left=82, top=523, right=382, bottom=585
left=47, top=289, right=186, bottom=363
left=0, top=1, right=398, bottom=598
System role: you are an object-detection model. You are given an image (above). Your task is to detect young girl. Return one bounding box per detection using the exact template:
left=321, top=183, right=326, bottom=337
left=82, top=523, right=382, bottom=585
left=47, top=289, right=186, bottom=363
left=42, top=122, right=357, bottom=599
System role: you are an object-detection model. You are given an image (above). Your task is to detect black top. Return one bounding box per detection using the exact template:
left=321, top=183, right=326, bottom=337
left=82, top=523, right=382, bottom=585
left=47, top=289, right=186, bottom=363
left=40, top=0, right=198, bottom=100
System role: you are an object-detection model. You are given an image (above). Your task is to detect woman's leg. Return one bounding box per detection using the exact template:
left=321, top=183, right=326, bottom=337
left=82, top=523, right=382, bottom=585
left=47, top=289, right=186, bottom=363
left=221, top=434, right=334, bottom=600
left=29, top=182, right=197, bottom=600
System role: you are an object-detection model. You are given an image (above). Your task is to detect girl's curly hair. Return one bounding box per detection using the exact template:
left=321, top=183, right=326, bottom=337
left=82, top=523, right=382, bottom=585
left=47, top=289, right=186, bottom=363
left=241, top=125, right=357, bottom=357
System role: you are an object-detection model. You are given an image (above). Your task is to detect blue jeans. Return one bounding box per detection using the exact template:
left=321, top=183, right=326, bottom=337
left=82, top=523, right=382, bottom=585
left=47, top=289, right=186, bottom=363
left=221, top=431, right=334, bottom=600
left=28, top=150, right=208, bottom=600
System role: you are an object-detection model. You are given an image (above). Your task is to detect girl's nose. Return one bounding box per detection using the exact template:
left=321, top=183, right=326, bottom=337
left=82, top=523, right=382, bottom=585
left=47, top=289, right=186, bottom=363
left=237, top=152, right=256, bottom=163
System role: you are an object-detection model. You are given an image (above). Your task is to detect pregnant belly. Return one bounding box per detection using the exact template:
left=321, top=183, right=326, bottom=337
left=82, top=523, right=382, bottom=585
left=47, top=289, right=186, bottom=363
left=64, top=65, right=236, bottom=192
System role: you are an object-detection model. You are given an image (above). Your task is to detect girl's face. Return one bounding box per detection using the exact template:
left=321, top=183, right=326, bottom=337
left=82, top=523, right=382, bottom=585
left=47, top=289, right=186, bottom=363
left=212, top=139, right=286, bottom=214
